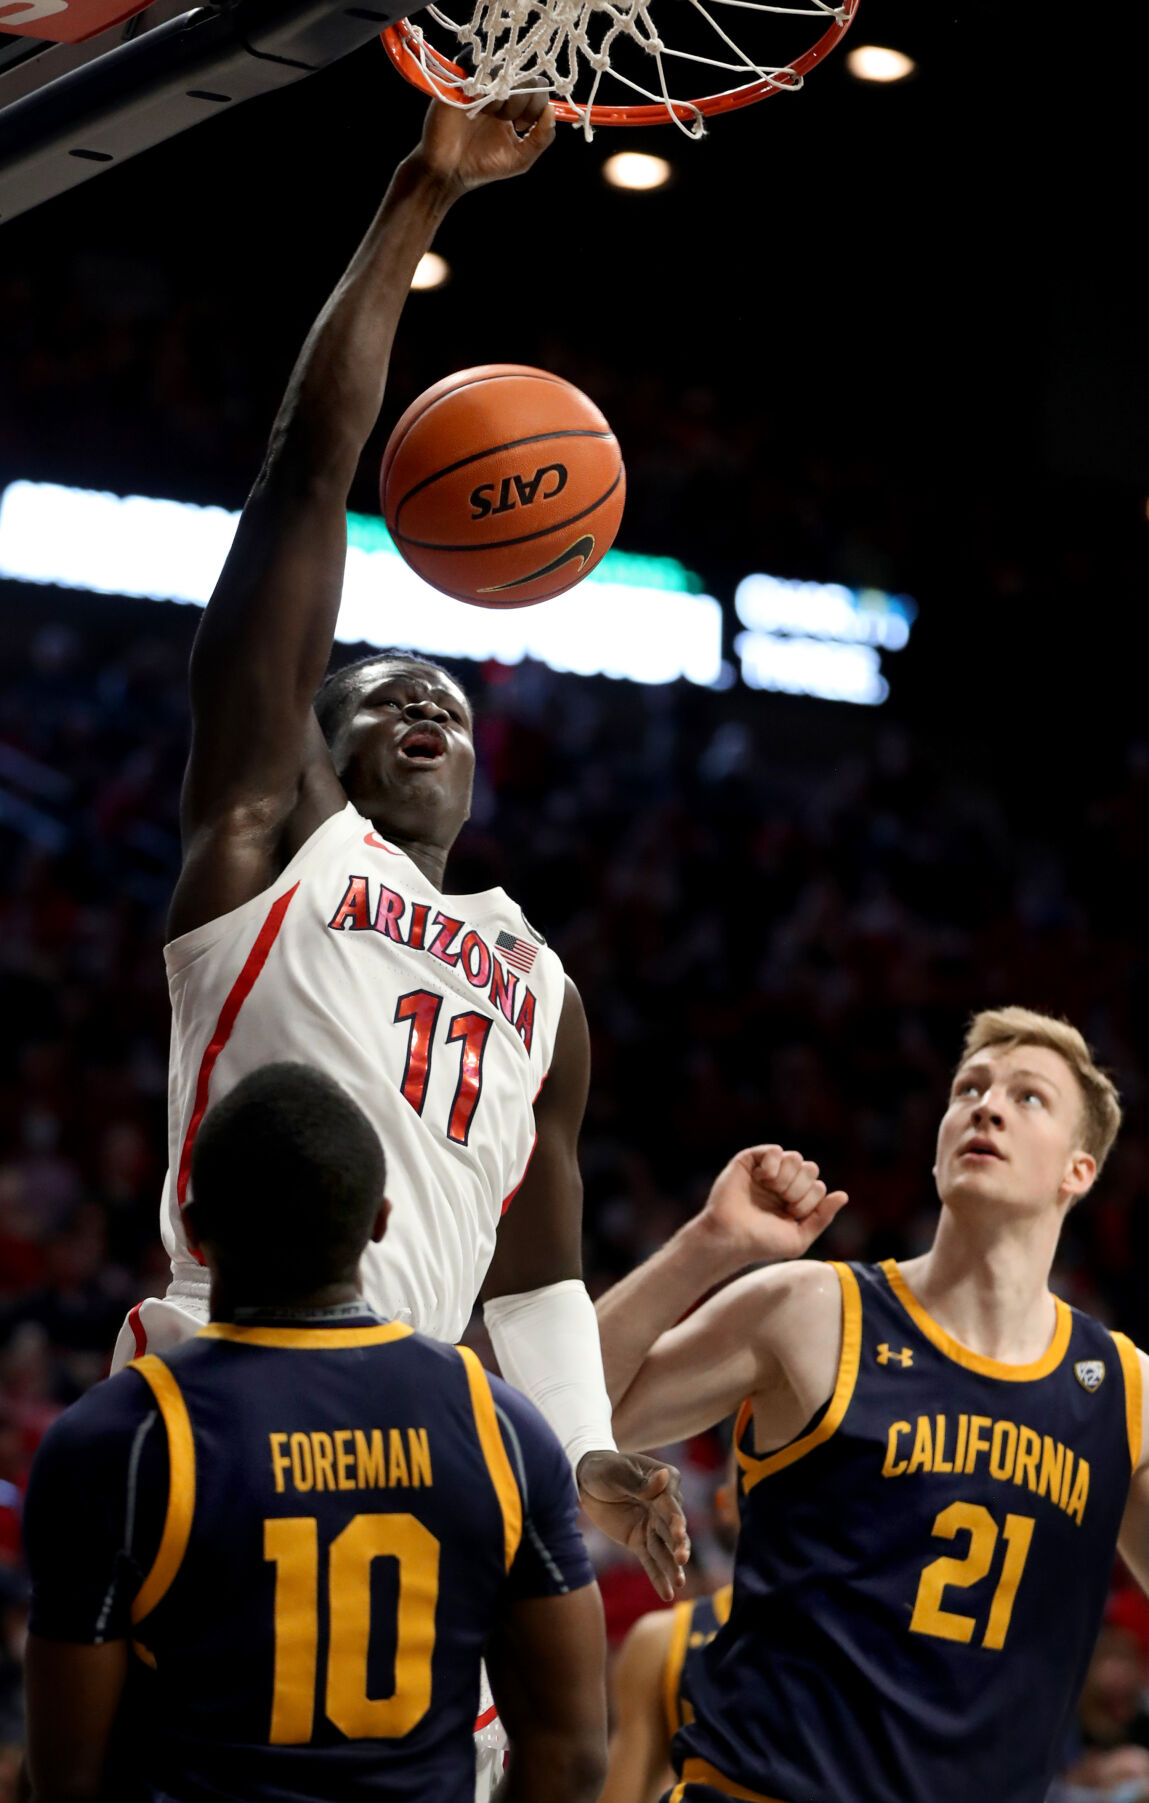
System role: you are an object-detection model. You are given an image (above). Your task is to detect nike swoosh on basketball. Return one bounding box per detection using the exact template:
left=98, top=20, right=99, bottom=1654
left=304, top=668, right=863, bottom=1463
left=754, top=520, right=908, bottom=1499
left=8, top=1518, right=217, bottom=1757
left=477, top=534, right=595, bottom=593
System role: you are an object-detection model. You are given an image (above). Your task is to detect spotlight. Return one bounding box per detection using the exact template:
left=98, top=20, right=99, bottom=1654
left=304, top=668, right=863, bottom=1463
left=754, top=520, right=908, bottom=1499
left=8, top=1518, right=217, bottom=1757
left=845, top=44, right=916, bottom=84
left=602, top=152, right=672, bottom=191
left=411, top=252, right=450, bottom=291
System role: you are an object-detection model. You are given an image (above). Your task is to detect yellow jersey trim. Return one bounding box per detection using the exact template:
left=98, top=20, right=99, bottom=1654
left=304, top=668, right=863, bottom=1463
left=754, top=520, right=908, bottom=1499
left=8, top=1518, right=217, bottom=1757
left=737, top=1262, right=862, bottom=1494
left=129, top=1355, right=196, bottom=1623
left=1112, top=1332, right=1144, bottom=1471
left=198, top=1321, right=413, bottom=1351
left=880, top=1259, right=1071, bottom=1381
left=669, top=1756, right=788, bottom=1802
left=733, top=1396, right=753, bottom=1451
left=662, top=1599, right=694, bottom=1738
left=663, top=1586, right=734, bottom=1736
left=458, top=1345, right=523, bottom=1571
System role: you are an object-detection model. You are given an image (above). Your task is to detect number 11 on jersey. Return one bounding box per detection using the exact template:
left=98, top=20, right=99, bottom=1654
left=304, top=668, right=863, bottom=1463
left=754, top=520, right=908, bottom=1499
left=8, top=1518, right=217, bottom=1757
left=394, top=990, right=492, bottom=1146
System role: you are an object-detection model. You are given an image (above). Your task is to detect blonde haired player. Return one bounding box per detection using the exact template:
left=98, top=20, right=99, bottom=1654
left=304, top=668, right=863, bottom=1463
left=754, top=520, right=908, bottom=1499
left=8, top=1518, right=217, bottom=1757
left=109, top=93, right=686, bottom=1794
left=597, top=1008, right=1149, bottom=1803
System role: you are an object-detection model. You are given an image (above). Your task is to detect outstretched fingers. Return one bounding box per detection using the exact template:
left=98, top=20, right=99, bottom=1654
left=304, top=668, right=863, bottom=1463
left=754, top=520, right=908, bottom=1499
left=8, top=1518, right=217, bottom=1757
left=632, top=1465, right=689, bottom=1599
left=640, top=1534, right=683, bottom=1602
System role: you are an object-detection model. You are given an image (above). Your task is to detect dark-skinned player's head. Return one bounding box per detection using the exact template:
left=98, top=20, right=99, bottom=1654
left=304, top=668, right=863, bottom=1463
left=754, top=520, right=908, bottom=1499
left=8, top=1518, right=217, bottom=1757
left=315, top=650, right=475, bottom=856
left=185, top=1063, right=386, bottom=1303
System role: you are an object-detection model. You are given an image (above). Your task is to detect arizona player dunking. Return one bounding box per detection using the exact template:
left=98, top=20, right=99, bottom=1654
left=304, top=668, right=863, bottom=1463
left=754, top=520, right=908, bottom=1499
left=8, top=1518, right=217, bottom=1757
left=110, top=88, right=686, bottom=1616
left=597, top=1007, right=1149, bottom=1803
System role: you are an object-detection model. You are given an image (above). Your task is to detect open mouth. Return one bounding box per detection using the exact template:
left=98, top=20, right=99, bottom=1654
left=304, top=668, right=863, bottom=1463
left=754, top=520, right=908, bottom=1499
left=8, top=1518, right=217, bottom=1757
left=960, top=1140, right=1004, bottom=1160
left=398, top=724, right=447, bottom=764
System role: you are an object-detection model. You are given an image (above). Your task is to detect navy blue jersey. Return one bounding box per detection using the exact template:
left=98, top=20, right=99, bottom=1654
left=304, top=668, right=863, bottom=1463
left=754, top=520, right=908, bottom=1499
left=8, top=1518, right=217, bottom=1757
left=673, top=1260, right=1142, bottom=1803
left=662, top=1586, right=733, bottom=1739
left=25, top=1315, right=593, bottom=1803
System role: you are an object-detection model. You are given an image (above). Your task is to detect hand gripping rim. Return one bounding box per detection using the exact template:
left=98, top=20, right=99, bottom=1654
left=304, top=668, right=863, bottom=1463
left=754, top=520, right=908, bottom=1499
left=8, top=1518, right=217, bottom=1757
left=381, top=0, right=860, bottom=130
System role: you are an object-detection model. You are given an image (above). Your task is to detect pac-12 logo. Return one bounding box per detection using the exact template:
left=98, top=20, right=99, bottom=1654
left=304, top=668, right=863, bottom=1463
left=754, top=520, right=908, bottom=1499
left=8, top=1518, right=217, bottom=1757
left=1074, top=1359, right=1105, bottom=1392
left=470, top=464, right=568, bottom=520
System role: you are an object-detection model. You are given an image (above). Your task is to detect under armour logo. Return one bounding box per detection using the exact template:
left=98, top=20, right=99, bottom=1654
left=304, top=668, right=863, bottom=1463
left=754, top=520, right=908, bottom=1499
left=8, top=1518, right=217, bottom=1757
left=876, top=1343, right=913, bottom=1368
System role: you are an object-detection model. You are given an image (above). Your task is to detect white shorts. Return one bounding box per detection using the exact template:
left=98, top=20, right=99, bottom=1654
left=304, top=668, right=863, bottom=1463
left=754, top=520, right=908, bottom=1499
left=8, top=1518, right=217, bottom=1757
left=474, top=1664, right=508, bottom=1801
left=110, top=1272, right=210, bottom=1372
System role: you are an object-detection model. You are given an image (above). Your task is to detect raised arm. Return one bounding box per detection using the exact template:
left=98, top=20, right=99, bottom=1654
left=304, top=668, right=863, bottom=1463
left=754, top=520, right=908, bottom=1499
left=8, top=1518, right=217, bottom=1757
left=169, top=96, right=554, bottom=940
left=597, top=1147, right=848, bottom=1450
left=482, top=978, right=688, bottom=1600
left=482, top=977, right=591, bottom=1303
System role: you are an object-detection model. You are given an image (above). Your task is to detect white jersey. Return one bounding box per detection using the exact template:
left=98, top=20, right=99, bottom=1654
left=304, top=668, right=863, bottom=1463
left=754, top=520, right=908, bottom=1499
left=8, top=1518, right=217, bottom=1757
left=161, top=801, right=566, bottom=1344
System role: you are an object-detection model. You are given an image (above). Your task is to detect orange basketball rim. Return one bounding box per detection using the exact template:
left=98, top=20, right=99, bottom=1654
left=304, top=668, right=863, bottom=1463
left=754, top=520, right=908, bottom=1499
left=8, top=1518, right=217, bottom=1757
left=382, top=0, right=860, bottom=134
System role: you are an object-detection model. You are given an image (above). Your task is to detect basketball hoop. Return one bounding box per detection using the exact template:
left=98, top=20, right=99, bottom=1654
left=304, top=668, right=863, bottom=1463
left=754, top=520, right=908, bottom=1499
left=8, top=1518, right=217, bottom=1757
left=382, top=0, right=858, bottom=138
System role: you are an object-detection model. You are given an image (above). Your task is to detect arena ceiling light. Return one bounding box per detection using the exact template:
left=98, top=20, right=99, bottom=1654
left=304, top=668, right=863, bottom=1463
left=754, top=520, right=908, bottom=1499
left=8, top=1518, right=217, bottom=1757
left=0, top=481, right=723, bottom=690
left=845, top=44, right=916, bottom=83
left=602, top=152, right=672, bottom=191
left=411, top=252, right=450, bottom=291
left=733, top=571, right=918, bottom=708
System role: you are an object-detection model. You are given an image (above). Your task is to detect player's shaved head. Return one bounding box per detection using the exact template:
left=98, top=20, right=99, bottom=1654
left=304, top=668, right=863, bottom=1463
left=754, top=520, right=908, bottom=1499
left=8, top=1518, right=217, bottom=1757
left=188, top=1063, right=385, bottom=1299
left=314, top=649, right=471, bottom=749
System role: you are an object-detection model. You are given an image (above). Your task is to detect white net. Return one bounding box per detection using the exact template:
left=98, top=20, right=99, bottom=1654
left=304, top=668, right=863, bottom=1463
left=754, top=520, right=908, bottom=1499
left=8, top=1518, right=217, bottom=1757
left=396, top=0, right=853, bottom=138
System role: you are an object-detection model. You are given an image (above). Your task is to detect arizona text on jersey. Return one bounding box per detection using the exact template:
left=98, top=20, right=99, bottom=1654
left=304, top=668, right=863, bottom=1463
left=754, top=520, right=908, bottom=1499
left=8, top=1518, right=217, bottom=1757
left=162, top=804, right=565, bottom=1341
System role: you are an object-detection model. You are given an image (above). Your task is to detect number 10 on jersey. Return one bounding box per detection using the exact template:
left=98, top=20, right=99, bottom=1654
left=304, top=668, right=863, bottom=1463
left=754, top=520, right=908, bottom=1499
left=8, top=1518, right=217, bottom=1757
left=394, top=991, right=492, bottom=1146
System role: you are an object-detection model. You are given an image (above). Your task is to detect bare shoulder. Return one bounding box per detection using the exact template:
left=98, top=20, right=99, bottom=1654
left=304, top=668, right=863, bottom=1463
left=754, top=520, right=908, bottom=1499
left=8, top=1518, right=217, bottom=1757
left=615, top=1606, right=678, bottom=1694
left=742, top=1259, right=846, bottom=1449
left=745, top=1257, right=846, bottom=1336
left=692, top=1258, right=844, bottom=1368
left=533, top=977, right=590, bottom=1120
left=170, top=717, right=345, bottom=940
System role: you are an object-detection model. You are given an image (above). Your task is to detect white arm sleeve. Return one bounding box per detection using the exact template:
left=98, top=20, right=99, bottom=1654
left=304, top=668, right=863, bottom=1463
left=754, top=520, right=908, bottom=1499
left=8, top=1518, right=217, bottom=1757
left=483, top=1277, right=618, bottom=1476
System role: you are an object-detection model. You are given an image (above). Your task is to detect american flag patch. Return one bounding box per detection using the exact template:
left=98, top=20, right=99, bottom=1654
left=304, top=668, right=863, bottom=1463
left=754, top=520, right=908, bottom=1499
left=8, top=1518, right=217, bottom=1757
left=495, top=930, right=538, bottom=974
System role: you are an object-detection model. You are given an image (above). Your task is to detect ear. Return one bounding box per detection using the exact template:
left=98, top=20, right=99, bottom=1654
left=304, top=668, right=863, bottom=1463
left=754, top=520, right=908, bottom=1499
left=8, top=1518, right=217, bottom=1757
left=369, top=1198, right=392, bottom=1244
left=1061, top=1148, right=1097, bottom=1205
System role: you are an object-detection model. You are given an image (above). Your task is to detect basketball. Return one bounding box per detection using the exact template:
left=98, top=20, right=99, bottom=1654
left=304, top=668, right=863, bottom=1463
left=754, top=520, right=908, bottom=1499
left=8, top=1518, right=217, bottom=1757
left=380, top=364, right=626, bottom=609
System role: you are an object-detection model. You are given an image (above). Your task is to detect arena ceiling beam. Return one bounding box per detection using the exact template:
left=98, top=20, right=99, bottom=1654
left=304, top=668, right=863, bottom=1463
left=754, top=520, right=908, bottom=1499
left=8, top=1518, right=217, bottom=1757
left=0, top=0, right=406, bottom=224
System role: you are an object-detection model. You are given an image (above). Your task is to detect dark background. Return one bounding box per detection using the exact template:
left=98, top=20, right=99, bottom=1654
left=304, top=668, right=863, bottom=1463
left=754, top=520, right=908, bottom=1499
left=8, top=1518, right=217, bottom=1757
left=3, top=0, right=1149, bottom=1776
left=3, top=0, right=1148, bottom=761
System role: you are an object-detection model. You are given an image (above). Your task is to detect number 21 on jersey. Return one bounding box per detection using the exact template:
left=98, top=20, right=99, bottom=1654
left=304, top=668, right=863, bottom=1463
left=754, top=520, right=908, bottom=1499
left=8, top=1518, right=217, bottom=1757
left=910, top=1502, right=1035, bottom=1651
